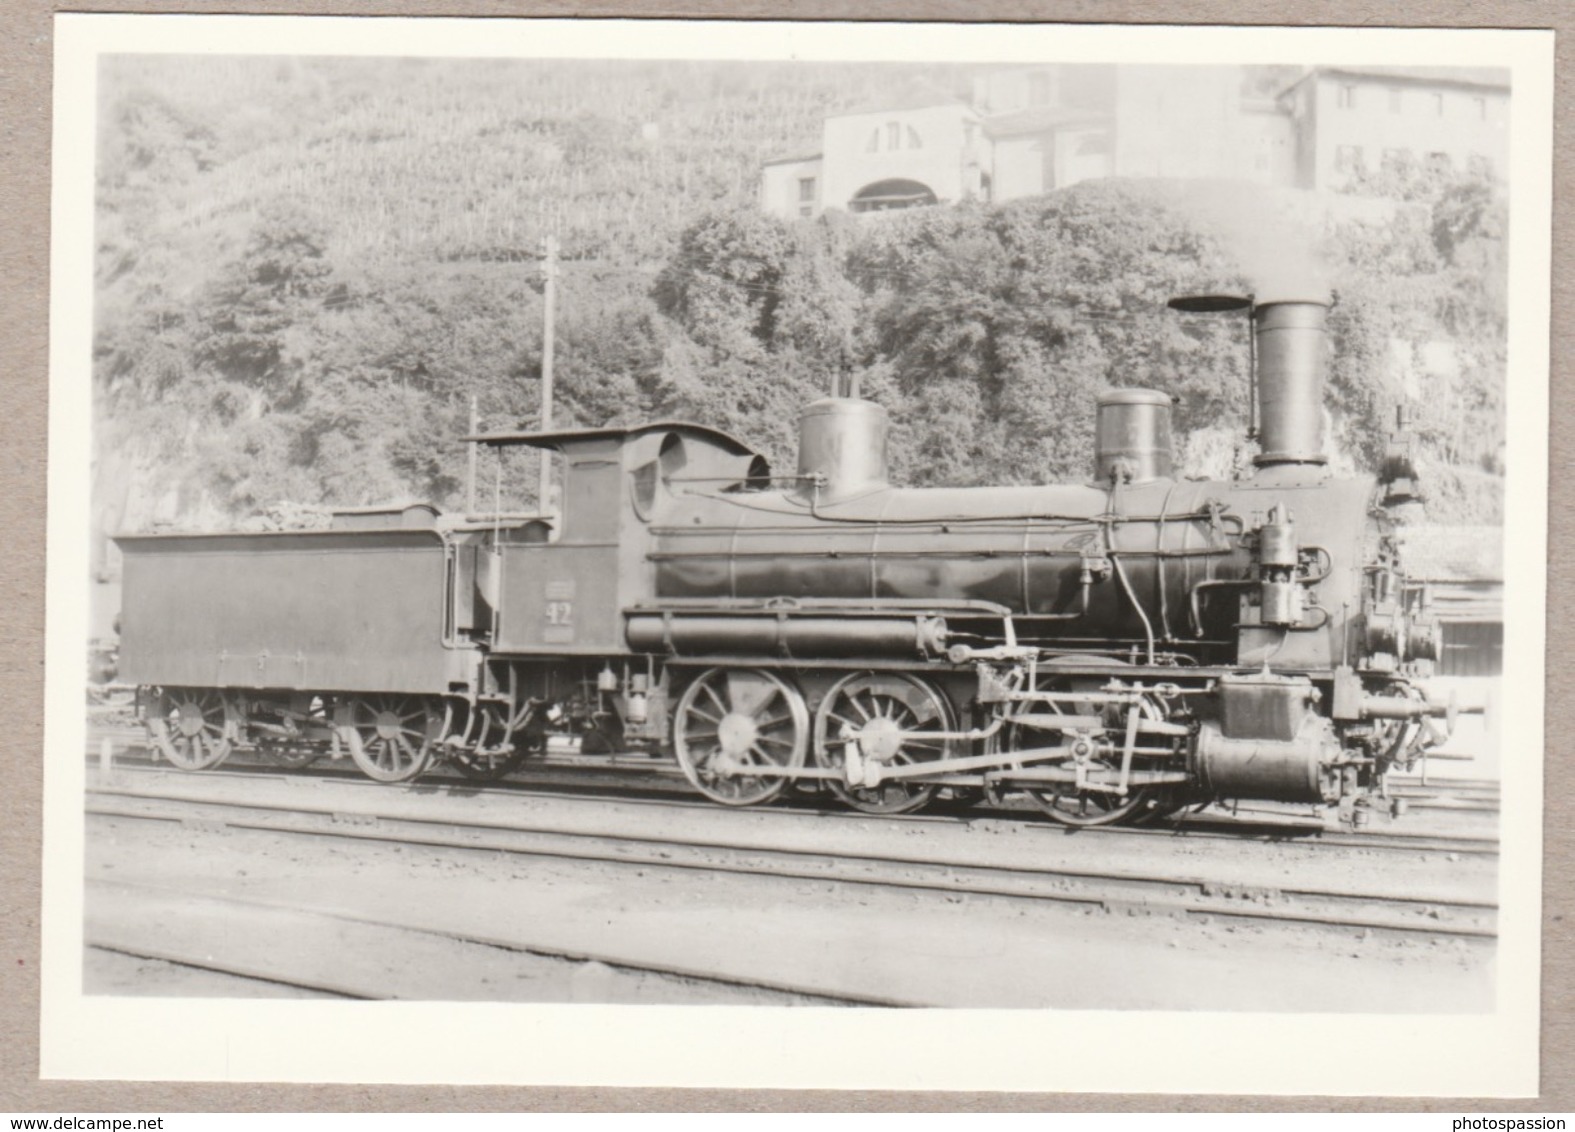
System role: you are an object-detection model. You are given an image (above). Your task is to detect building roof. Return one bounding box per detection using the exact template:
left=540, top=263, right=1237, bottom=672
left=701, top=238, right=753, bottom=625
left=983, top=105, right=1110, bottom=138
left=1395, top=525, right=1504, bottom=582
left=830, top=80, right=969, bottom=119
left=762, top=151, right=823, bottom=167
left=1286, top=64, right=1510, bottom=96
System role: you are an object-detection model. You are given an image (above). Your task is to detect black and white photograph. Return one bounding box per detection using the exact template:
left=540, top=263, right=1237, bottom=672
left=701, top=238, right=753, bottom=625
left=41, top=15, right=1552, bottom=1093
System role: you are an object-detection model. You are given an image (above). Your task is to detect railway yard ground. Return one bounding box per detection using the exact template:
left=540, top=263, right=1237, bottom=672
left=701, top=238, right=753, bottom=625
left=80, top=712, right=1500, bottom=1011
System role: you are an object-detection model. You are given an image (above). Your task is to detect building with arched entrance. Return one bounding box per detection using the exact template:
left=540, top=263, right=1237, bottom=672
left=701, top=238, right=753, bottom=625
left=760, top=64, right=1506, bottom=220
left=762, top=85, right=988, bottom=219
left=848, top=179, right=940, bottom=212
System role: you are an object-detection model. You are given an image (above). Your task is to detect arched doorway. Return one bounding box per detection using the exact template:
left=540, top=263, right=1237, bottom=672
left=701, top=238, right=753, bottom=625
left=848, top=179, right=938, bottom=213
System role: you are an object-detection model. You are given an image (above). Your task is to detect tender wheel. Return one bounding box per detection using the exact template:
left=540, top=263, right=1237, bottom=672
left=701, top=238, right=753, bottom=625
left=148, top=687, right=236, bottom=771
left=341, top=694, right=450, bottom=784
left=449, top=700, right=533, bottom=782
left=673, top=668, right=808, bottom=806
left=813, top=672, right=954, bottom=815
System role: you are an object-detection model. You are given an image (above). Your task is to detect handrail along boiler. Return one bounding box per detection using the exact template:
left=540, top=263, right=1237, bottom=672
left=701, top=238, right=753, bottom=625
left=114, top=292, right=1452, bottom=826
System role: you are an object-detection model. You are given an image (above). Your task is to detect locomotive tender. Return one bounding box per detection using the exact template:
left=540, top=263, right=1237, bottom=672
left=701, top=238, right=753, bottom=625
left=115, top=292, right=1453, bottom=826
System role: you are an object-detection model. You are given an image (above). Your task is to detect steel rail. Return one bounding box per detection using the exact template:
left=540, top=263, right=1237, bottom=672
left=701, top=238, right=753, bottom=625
left=85, top=942, right=367, bottom=1000
left=87, top=746, right=1502, bottom=857
left=87, top=880, right=902, bottom=1007
left=88, top=785, right=1497, bottom=942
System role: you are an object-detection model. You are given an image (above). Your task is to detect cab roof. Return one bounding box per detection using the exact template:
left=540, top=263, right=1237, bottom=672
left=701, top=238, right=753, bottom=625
left=464, top=421, right=759, bottom=457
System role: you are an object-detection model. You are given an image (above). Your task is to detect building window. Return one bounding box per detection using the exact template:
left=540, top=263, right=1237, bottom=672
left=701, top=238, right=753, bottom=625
left=886, top=121, right=902, bottom=150
left=1433, top=93, right=1445, bottom=117
left=1381, top=147, right=1414, bottom=174
left=1388, top=87, right=1402, bottom=113
left=1475, top=96, right=1488, bottom=121
left=1440, top=621, right=1503, bottom=677
left=1335, top=144, right=1365, bottom=174
left=866, top=129, right=879, bottom=153
left=798, top=176, right=816, bottom=204
left=1337, top=84, right=1356, bottom=110
left=799, top=205, right=813, bottom=218
left=906, top=125, right=923, bottom=149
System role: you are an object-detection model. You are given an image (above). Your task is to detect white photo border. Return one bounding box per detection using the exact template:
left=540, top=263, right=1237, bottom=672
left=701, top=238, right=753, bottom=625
left=42, top=14, right=1554, bottom=1095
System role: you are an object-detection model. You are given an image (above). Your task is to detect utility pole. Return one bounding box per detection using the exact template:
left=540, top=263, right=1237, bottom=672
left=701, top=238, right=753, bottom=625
left=466, top=394, right=479, bottom=516
left=539, top=233, right=558, bottom=514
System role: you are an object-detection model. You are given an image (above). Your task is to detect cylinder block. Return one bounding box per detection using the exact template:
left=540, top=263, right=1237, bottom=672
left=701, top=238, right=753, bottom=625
left=1193, top=716, right=1339, bottom=803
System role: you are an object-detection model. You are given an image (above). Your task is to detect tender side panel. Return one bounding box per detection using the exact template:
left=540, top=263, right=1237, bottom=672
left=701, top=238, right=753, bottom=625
left=116, top=529, right=460, bottom=694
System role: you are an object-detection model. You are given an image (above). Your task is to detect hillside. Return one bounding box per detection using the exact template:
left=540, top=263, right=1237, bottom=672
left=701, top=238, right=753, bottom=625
left=91, top=56, right=1506, bottom=566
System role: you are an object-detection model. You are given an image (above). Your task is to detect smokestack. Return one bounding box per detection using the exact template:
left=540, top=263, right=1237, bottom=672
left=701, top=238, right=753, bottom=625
left=1252, top=296, right=1331, bottom=467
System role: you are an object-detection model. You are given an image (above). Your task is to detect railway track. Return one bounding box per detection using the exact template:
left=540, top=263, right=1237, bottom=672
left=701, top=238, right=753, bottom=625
left=86, top=879, right=893, bottom=1006
left=86, top=942, right=360, bottom=1000
left=87, top=768, right=1497, bottom=943
left=85, top=737, right=1502, bottom=859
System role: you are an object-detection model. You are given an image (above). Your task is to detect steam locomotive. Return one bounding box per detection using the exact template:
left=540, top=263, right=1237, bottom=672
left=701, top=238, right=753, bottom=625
left=114, top=291, right=1453, bottom=827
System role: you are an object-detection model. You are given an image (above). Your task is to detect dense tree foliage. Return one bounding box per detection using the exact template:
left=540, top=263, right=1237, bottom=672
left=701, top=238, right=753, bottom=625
left=847, top=187, right=1249, bottom=486
left=91, top=58, right=1508, bottom=553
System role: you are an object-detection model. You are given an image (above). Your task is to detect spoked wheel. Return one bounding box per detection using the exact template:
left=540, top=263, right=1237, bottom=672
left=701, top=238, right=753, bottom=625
left=1023, top=751, right=1153, bottom=827
left=673, top=668, right=808, bottom=806
left=341, top=694, right=451, bottom=784
left=814, top=672, right=955, bottom=816
left=1011, top=673, right=1157, bottom=828
left=148, top=687, right=237, bottom=771
left=449, top=700, right=531, bottom=782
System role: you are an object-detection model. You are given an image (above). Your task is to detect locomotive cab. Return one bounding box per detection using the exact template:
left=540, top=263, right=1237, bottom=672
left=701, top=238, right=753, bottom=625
left=463, top=421, right=767, bottom=656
